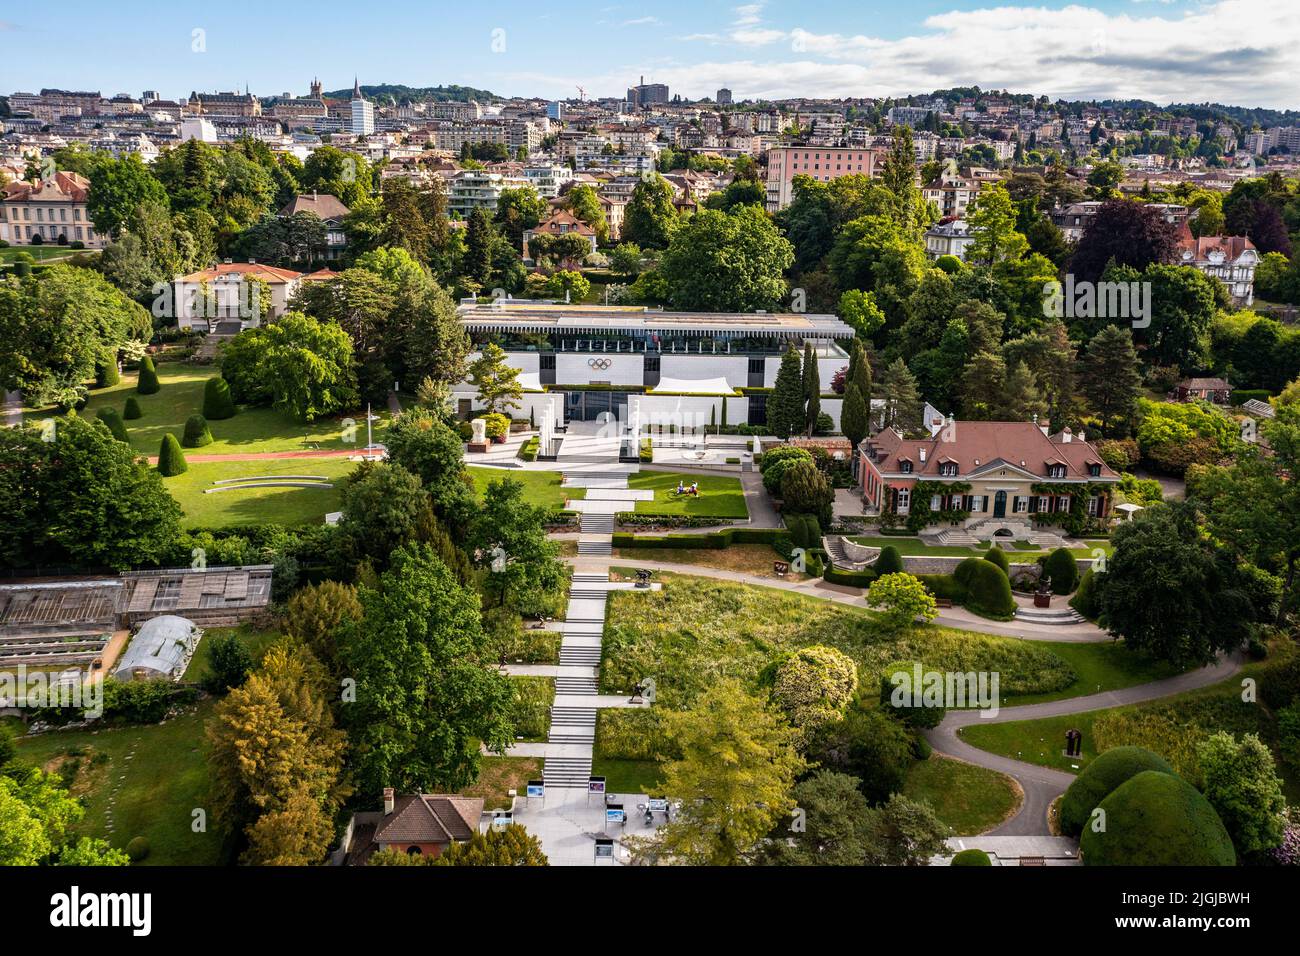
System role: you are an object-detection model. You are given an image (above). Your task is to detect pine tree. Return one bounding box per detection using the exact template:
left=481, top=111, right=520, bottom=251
left=961, top=351, right=1007, bottom=420
left=768, top=344, right=805, bottom=439
left=1001, top=360, right=1047, bottom=422
left=1082, top=325, right=1143, bottom=434
left=157, top=433, right=187, bottom=476
left=803, top=342, right=821, bottom=436
left=877, top=358, right=922, bottom=433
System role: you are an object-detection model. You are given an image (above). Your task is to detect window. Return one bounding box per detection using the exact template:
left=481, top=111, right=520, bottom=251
left=930, top=495, right=942, bottom=512
left=1013, top=496, right=1028, bottom=514
left=939, top=462, right=958, bottom=477
left=896, top=488, right=910, bottom=514
left=1087, top=496, right=1100, bottom=516
left=899, top=460, right=912, bottom=474
left=971, top=495, right=985, bottom=512
left=540, top=354, right=556, bottom=371
left=1088, top=464, right=1101, bottom=477
left=1039, top=495, right=1050, bottom=513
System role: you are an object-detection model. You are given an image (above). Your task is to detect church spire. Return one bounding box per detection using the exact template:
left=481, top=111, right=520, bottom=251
left=352, top=76, right=362, bottom=100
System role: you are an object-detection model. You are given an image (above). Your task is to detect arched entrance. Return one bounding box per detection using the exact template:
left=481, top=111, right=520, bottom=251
left=993, top=490, right=1007, bottom=518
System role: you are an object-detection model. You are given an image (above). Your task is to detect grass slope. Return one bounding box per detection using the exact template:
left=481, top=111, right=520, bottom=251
left=627, top=471, right=748, bottom=518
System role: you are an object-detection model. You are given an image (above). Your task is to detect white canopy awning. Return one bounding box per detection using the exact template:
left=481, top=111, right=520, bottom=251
left=649, top=376, right=737, bottom=395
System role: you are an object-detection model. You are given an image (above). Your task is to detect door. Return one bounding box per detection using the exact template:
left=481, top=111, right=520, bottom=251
left=993, top=491, right=1007, bottom=518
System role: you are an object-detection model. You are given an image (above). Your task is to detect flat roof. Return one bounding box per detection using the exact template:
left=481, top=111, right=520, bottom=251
left=457, top=302, right=853, bottom=337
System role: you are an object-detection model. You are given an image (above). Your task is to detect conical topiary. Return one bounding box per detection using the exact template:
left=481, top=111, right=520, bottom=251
left=202, top=376, right=237, bottom=420
left=157, top=434, right=187, bottom=476
left=123, top=396, right=143, bottom=420
left=95, top=407, right=129, bottom=442
left=182, top=414, right=213, bottom=448
left=136, top=354, right=160, bottom=395
left=96, top=362, right=120, bottom=388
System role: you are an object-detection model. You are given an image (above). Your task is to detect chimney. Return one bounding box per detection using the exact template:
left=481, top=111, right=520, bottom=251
left=1077, top=429, right=1086, bottom=443
left=1062, top=427, right=1072, bottom=444
left=918, top=447, right=927, bottom=462
left=247, top=258, right=256, bottom=265
left=382, top=787, right=395, bottom=815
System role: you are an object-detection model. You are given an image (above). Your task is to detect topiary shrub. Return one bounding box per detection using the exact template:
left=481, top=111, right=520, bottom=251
left=123, top=396, right=143, bottom=420
left=874, top=544, right=904, bottom=576
left=950, top=848, right=992, bottom=866
left=1044, top=547, right=1079, bottom=595
left=1069, top=567, right=1103, bottom=620
left=983, top=546, right=1009, bottom=573
left=785, top=512, right=822, bottom=551
left=961, top=560, right=1017, bottom=619
left=136, top=355, right=160, bottom=395
left=1080, top=770, right=1235, bottom=866
left=1059, top=745, right=1176, bottom=836
left=202, top=376, right=237, bottom=420
left=125, top=837, right=151, bottom=863
left=182, top=414, right=213, bottom=448
left=157, top=434, right=187, bottom=476
left=95, top=407, right=129, bottom=443
left=879, top=660, right=946, bottom=729
left=96, top=362, right=120, bottom=388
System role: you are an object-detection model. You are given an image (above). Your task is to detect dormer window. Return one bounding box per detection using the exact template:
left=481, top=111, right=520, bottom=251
left=1088, top=463, right=1101, bottom=477
left=939, top=462, right=959, bottom=477
left=899, top=460, right=913, bottom=474
left=1047, top=464, right=1066, bottom=479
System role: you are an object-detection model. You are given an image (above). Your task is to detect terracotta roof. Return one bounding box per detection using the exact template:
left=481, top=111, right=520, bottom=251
left=177, top=262, right=303, bottom=284
left=1178, top=377, right=1230, bottom=390
left=2, top=171, right=90, bottom=203
left=373, top=794, right=483, bottom=846
left=278, top=192, right=350, bottom=220
left=1176, top=234, right=1257, bottom=262
left=533, top=209, right=595, bottom=237
left=301, top=268, right=341, bottom=282
left=863, top=420, right=1118, bottom=482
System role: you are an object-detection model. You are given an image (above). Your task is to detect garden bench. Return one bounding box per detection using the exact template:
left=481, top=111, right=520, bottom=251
left=934, top=598, right=954, bottom=609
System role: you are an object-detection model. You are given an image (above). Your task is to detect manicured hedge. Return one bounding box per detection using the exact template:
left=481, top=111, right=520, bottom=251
left=202, top=376, right=237, bottom=420
left=612, top=527, right=785, bottom=550
left=916, top=573, right=968, bottom=603
left=950, top=849, right=992, bottom=866
left=959, top=559, right=1017, bottom=619
left=182, top=414, right=214, bottom=448
left=1230, top=389, right=1270, bottom=406
left=983, top=546, right=1009, bottom=573
left=157, top=434, right=187, bottom=476
left=1069, top=567, right=1102, bottom=620
left=1080, top=770, right=1235, bottom=866
left=824, top=566, right=877, bottom=587
left=1044, top=547, right=1079, bottom=595
left=96, top=362, right=120, bottom=388
left=95, top=407, right=129, bottom=443
left=123, top=396, right=143, bottom=420
left=1059, top=746, right=1176, bottom=837
left=874, top=544, right=904, bottom=575
left=136, top=355, right=160, bottom=395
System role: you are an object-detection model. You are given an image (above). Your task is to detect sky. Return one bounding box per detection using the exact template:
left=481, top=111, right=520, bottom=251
left=1, top=0, right=1297, bottom=110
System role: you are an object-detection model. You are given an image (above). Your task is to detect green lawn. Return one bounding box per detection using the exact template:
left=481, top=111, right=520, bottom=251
left=468, top=466, right=581, bottom=511
left=26, top=364, right=387, bottom=457
left=901, top=756, right=1020, bottom=835
left=627, top=471, right=748, bottom=518
left=590, top=758, right=665, bottom=796
left=164, top=457, right=359, bottom=528
left=182, top=625, right=282, bottom=684
left=12, top=701, right=227, bottom=865
left=0, top=246, right=89, bottom=263
left=1005, top=640, right=1186, bottom=707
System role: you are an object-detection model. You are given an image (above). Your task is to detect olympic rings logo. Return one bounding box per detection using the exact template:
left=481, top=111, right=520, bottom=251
left=588, top=358, right=612, bottom=370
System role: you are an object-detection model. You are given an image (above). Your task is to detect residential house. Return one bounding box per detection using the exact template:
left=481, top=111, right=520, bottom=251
left=923, top=218, right=973, bottom=260
left=342, top=788, right=484, bottom=864
left=1171, top=377, right=1232, bottom=404
left=1, top=171, right=103, bottom=248
left=921, top=171, right=981, bottom=218
left=1175, top=232, right=1259, bottom=306
left=522, top=209, right=597, bottom=261
left=859, top=420, right=1120, bottom=536
left=278, top=191, right=351, bottom=262
left=172, top=261, right=304, bottom=330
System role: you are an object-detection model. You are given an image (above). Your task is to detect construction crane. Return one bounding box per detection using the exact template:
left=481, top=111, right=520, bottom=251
left=576, top=85, right=586, bottom=102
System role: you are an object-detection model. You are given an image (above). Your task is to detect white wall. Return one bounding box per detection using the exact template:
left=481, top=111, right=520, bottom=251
left=634, top=394, right=749, bottom=433
left=554, top=352, right=644, bottom=386
left=760, top=354, right=849, bottom=387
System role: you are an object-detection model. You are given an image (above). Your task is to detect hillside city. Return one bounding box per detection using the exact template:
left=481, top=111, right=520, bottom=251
left=1, top=9, right=1298, bottom=914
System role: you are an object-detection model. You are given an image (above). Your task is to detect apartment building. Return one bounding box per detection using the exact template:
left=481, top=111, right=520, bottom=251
left=1, top=171, right=104, bottom=248
left=446, top=169, right=528, bottom=216
left=765, top=145, right=884, bottom=211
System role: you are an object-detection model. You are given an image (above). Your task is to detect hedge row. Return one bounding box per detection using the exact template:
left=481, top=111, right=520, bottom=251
left=611, top=527, right=786, bottom=550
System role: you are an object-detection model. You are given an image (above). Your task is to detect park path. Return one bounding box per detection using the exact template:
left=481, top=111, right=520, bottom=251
left=925, top=651, right=1243, bottom=836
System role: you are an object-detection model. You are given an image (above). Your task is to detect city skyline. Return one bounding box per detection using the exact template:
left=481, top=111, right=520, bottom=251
left=2, top=0, right=1297, bottom=110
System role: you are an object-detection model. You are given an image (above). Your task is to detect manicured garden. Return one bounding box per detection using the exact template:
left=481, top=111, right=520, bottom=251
left=164, top=457, right=357, bottom=528
left=627, top=471, right=748, bottom=518
left=849, top=535, right=1112, bottom=561
left=26, top=364, right=381, bottom=457
left=468, top=466, right=580, bottom=512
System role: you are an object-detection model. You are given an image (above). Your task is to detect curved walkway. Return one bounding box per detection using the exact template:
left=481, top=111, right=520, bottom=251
left=926, top=652, right=1243, bottom=836
left=571, top=555, right=1111, bottom=642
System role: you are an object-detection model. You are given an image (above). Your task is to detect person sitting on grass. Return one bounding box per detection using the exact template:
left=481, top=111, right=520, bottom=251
left=676, top=480, right=685, bottom=496
left=690, top=481, right=699, bottom=497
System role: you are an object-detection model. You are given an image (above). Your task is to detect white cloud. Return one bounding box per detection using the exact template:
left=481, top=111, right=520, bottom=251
left=653, top=1, right=1300, bottom=109
left=733, top=3, right=765, bottom=26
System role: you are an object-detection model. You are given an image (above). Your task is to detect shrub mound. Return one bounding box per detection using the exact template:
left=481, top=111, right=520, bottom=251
left=182, top=414, right=214, bottom=448
left=1044, top=547, right=1079, bottom=595
left=95, top=407, right=129, bottom=443
left=950, top=848, right=992, bottom=866
left=136, top=355, right=160, bottom=395
left=203, top=376, right=237, bottom=420
left=983, top=546, right=1009, bottom=573
left=96, top=362, right=120, bottom=388
left=1069, top=567, right=1102, bottom=620
left=157, top=434, right=187, bottom=476
left=125, top=837, right=151, bottom=863
left=1059, top=745, right=1175, bottom=836
left=960, top=559, right=1017, bottom=619
left=1080, top=770, right=1235, bottom=866
left=879, top=659, right=946, bottom=729
left=874, top=544, right=904, bottom=576
left=123, top=396, right=143, bottom=420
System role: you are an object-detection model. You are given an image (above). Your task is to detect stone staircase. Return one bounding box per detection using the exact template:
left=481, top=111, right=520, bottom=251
left=1014, top=605, right=1086, bottom=625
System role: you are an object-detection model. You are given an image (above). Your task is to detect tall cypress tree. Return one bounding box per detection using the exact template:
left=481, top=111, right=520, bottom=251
left=768, top=344, right=805, bottom=439
left=803, top=342, right=821, bottom=436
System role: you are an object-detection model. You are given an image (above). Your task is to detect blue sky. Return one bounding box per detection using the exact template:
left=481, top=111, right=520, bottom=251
left=2, top=1, right=1296, bottom=108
